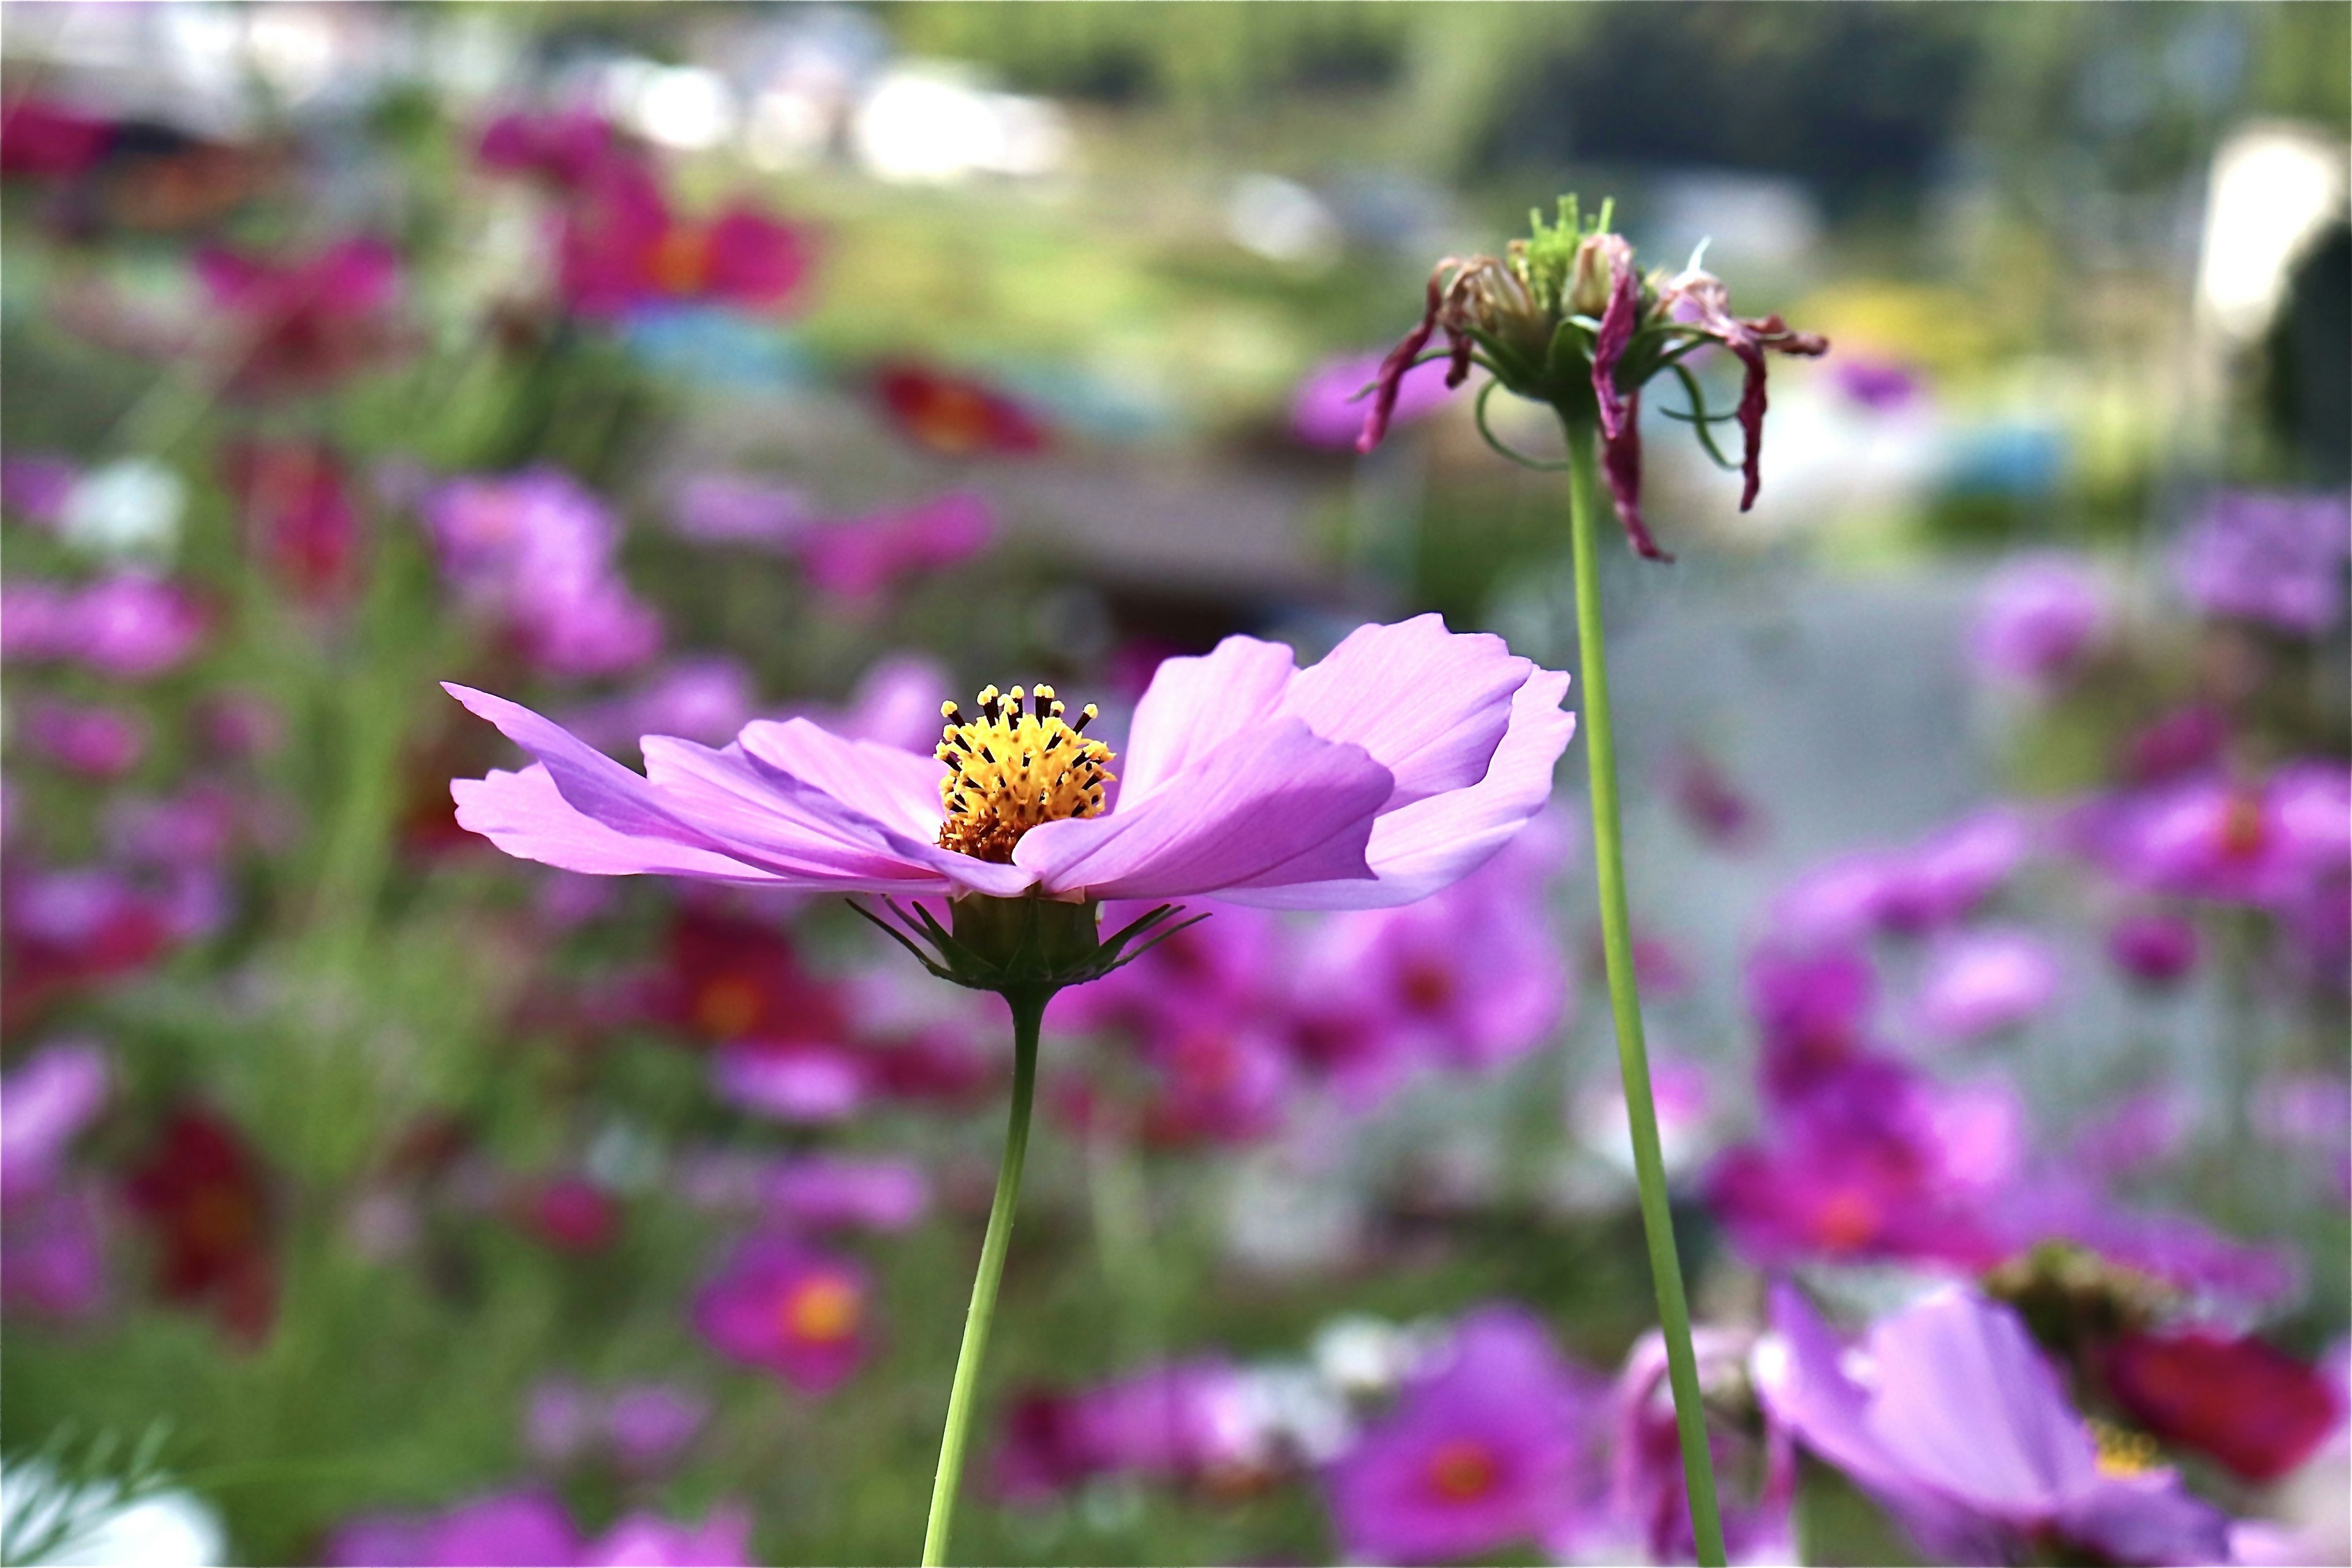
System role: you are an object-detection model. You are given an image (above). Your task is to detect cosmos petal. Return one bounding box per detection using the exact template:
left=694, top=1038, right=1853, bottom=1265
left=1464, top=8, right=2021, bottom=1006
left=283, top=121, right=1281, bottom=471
left=451, top=765, right=792, bottom=883
left=1277, top=614, right=1532, bottom=809
left=1117, top=636, right=1297, bottom=805
left=1012, top=719, right=1392, bottom=901
left=733, top=717, right=949, bottom=843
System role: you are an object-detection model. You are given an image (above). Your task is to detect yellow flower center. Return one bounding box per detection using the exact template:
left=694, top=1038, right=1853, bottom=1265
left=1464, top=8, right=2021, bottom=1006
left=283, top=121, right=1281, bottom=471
left=935, top=684, right=1116, bottom=862
left=2088, top=1419, right=2160, bottom=1479
left=779, top=1275, right=862, bottom=1344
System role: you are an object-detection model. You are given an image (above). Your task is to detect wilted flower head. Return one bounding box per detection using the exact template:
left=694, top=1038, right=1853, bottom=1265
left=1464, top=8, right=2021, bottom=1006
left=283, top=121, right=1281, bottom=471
left=2173, top=491, right=2350, bottom=636
left=1360, top=195, right=1828, bottom=559
left=1324, top=1305, right=1604, bottom=1564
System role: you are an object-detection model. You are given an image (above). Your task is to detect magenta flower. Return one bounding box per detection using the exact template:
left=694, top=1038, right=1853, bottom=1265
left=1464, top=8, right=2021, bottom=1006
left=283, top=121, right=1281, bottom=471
left=1969, top=553, right=2108, bottom=688
left=710, top=1041, right=869, bottom=1123
left=692, top=1235, right=872, bottom=1394
left=2106, top=911, right=2200, bottom=986
left=1, top=572, right=207, bottom=677
left=1324, top=1305, right=1604, bottom=1565
left=579, top=1505, right=754, bottom=1567
left=445, top=615, right=1572, bottom=909
left=327, top=1489, right=578, bottom=1567
left=194, top=236, right=408, bottom=397
left=996, top=1358, right=1262, bottom=1502
left=553, top=156, right=812, bottom=318
left=1770, top=807, right=2032, bottom=946
left=763, top=1154, right=929, bottom=1233
left=1746, top=944, right=1877, bottom=1101
left=1291, top=812, right=1569, bottom=1096
left=1289, top=350, right=1457, bottom=448
left=1755, top=1285, right=2231, bottom=1567
left=2173, top=491, right=2351, bottom=636
left=793, top=491, right=996, bottom=601
left=421, top=468, right=662, bottom=677
left=477, top=108, right=624, bottom=193
left=21, top=698, right=148, bottom=779
left=2081, top=763, right=2350, bottom=906
left=1, top=1040, right=110, bottom=1203
left=1911, top=925, right=2062, bottom=1043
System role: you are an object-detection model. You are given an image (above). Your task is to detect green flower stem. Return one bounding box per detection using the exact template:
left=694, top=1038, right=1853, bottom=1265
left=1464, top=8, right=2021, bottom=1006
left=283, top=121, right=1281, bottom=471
left=1562, top=413, right=1729, bottom=1567
left=922, top=986, right=1047, bottom=1567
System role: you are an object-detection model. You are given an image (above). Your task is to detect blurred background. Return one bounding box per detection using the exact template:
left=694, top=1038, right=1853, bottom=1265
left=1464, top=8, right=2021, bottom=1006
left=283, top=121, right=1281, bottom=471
left=1, top=5, right=2346, bottom=1565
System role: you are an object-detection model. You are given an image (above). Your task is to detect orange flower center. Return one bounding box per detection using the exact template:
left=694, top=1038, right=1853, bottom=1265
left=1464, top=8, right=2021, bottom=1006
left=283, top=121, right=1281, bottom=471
left=649, top=224, right=715, bottom=296
left=1425, top=1439, right=1499, bottom=1502
left=2218, top=793, right=2268, bottom=860
left=693, top=975, right=764, bottom=1039
left=778, top=1275, right=862, bottom=1344
left=935, top=684, right=1115, bottom=862
left=1813, top=1188, right=1879, bottom=1253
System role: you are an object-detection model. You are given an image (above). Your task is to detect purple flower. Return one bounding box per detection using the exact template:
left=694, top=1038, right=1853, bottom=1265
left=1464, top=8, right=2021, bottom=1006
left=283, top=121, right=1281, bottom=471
left=1610, top=1329, right=1793, bottom=1564
left=1969, top=554, right=2108, bottom=688
left=1, top=453, right=80, bottom=526
left=327, top=1489, right=579, bottom=1567
left=446, top=614, right=1574, bottom=908
left=526, top=1379, right=708, bottom=1474
left=762, top=1154, right=929, bottom=1232
left=1911, top=926, right=2062, bottom=1042
left=691, top=1235, right=871, bottom=1393
left=2081, top=763, right=2350, bottom=907
left=1324, top=1305, right=1603, bottom=1565
left=997, top=1358, right=1263, bottom=1501
left=22, top=699, right=147, bottom=779
left=2070, top=1085, right=2193, bottom=1180
left=578, top=1505, right=753, bottom=1567
left=422, top=469, right=661, bottom=677
left=668, top=474, right=810, bottom=548
left=1, top=1185, right=108, bottom=1319
left=1290, top=813, right=1569, bottom=1093
left=2173, top=491, right=2351, bottom=636
left=709, top=1042, right=868, bottom=1123
left=0, top=572, right=207, bottom=677
left=1874, top=809, right=2034, bottom=935
left=1747, top=944, right=1877, bottom=1101
left=1755, top=1284, right=2232, bottom=1566
left=1830, top=357, right=1923, bottom=412
left=2106, top=911, right=2200, bottom=986
left=1290, top=351, right=1456, bottom=448
left=791, top=491, right=995, bottom=602
left=1, top=1040, right=109, bottom=1202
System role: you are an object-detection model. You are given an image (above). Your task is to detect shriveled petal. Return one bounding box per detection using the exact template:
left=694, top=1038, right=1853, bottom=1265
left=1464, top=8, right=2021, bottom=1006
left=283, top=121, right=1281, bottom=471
left=1604, top=392, right=1672, bottom=561
left=1591, top=245, right=1641, bottom=442
left=1278, top=613, right=1531, bottom=809
left=1228, top=666, right=1573, bottom=910
left=1117, top=636, right=1297, bottom=805
left=1012, top=719, right=1392, bottom=902
left=453, top=765, right=791, bottom=883
left=1355, top=268, right=1446, bottom=455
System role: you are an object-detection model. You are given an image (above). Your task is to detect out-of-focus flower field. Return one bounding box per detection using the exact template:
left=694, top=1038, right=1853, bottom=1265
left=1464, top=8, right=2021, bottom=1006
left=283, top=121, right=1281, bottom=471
left=2, top=6, right=2347, bottom=1566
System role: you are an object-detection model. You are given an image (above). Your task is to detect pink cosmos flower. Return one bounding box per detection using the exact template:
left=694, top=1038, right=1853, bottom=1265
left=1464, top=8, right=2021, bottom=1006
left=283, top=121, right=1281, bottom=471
left=421, top=468, right=662, bottom=677
left=1324, top=1305, right=1605, bottom=1564
left=445, top=615, right=1574, bottom=909
left=792, top=491, right=995, bottom=601
left=995, top=1358, right=1264, bottom=1502
left=1, top=1040, right=110, bottom=1204
left=668, top=473, right=811, bottom=549
left=222, top=439, right=363, bottom=608
left=194, top=237, right=407, bottom=396
left=1289, top=350, right=1457, bottom=448
left=1770, top=807, right=2033, bottom=946
left=555, top=157, right=812, bottom=318
left=1, top=572, right=207, bottom=677
left=1969, top=553, right=2108, bottom=688
left=1, top=453, right=81, bottom=524
left=477, top=108, right=624, bottom=193
left=2080, top=763, right=2350, bottom=908
left=1, top=1041, right=112, bottom=1321
left=761, top=1155, right=929, bottom=1233
left=1910, top=925, right=2063, bottom=1043
left=2173, top=491, right=2351, bottom=636
left=21, top=698, right=148, bottom=778
left=578, top=1505, right=753, bottom=1567
left=1755, top=1286, right=2231, bottom=1566
left=526, top=1378, right=709, bottom=1474
left=692, top=1236, right=872, bottom=1394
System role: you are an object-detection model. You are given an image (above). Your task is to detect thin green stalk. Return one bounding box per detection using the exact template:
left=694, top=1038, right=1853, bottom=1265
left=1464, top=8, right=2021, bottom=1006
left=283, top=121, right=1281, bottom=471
left=923, top=987, right=1047, bottom=1567
left=1562, top=414, right=1728, bottom=1566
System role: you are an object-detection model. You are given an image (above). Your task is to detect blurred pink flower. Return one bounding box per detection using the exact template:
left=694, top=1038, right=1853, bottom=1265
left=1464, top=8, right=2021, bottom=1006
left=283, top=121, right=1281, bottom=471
left=526, top=1378, right=709, bottom=1475
left=1, top=572, right=208, bottom=677
left=222, top=438, right=363, bottom=607
left=579, top=1505, right=754, bottom=1567
left=2079, top=763, right=2349, bottom=907
left=875, top=363, right=1046, bottom=457
left=1325, top=1306, right=1605, bottom=1565
left=1, top=453, right=81, bottom=524
left=477, top=108, right=624, bottom=192
left=2174, top=491, right=2350, bottom=636
left=1912, top=926, right=2062, bottom=1042
left=328, top=1490, right=578, bottom=1567
left=1969, top=554, right=2108, bottom=688
left=996, top=1358, right=1264, bottom=1502
left=195, top=236, right=409, bottom=396
left=668, top=473, right=810, bottom=549
left=1, top=98, right=114, bottom=178
left=1, top=1039, right=110, bottom=1202
left=710, top=1042, right=869, bottom=1123
left=21, top=698, right=148, bottom=778
left=763, top=1155, right=929, bottom=1233
left=1610, top=1328, right=1792, bottom=1563
left=692, top=1237, right=872, bottom=1394
left=554, top=154, right=812, bottom=318
left=1290, top=350, right=1455, bottom=448
left=2106, top=910, right=2199, bottom=986
left=421, top=468, right=662, bottom=677
left=793, top=491, right=995, bottom=601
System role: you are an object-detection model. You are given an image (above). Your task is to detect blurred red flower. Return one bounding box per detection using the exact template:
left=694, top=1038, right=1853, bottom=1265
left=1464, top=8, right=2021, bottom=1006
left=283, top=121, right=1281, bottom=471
left=124, top=1107, right=276, bottom=1343
left=874, top=363, right=1047, bottom=457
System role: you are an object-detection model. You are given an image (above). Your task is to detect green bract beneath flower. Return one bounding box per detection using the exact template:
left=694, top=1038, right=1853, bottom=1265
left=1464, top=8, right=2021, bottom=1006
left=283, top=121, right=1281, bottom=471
left=851, top=892, right=1202, bottom=998
left=1358, top=194, right=1829, bottom=562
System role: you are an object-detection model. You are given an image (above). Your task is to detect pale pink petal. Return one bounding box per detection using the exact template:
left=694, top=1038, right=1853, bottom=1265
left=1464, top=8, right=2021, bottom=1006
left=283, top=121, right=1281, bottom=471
left=1117, top=636, right=1297, bottom=804
left=1012, top=719, right=1392, bottom=901
left=1228, top=668, right=1573, bottom=910
left=453, top=766, right=790, bottom=882
left=1276, top=614, right=1532, bottom=807
left=733, top=718, right=949, bottom=842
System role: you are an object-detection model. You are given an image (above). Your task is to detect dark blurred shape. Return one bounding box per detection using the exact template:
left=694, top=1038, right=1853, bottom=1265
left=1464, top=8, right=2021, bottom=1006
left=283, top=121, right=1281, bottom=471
left=1490, top=5, right=1981, bottom=213
left=2262, top=221, right=2351, bottom=484
left=2105, top=1329, right=2338, bottom=1483
left=124, top=1106, right=277, bottom=1344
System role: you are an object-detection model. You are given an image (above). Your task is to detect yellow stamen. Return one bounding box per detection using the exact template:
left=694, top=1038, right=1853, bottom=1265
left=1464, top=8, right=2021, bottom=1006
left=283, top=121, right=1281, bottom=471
left=935, top=684, right=1117, bottom=862
left=2088, top=1419, right=2160, bottom=1478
